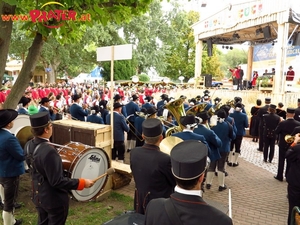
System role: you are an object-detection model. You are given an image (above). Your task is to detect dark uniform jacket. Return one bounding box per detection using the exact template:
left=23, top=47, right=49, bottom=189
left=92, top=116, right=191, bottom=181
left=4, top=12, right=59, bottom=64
left=145, top=192, right=233, bottom=225
left=24, top=137, right=81, bottom=209
left=69, top=103, right=88, bottom=121
left=130, top=144, right=176, bottom=215
left=286, top=145, right=300, bottom=188
left=262, top=113, right=281, bottom=138
left=294, top=107, right=300, bottom=122
left=257, top=104, right=270, bottom=129
left=275, top=118, right=300, bottom=151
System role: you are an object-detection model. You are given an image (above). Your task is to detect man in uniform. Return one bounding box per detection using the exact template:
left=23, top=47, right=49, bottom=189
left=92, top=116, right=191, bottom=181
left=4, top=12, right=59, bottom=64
left=130, top=118, right=176, bottom=214
left=257, top=97, right=271, bottom=152
left=274, top=108, right=300, bottom=181
left=286, top=128, right=300, bottom=225
left=145, top=140, right=233, bottom=225
left=294, top=99, right=300, bottom=122
left=262, top=104, right=281, bottom=163
left=24, top=112, right=94, bottom=224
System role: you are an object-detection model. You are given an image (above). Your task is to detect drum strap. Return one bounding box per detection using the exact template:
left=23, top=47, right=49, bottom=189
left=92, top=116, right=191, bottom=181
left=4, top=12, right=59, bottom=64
left=25, top=142, right=47, bottom=170
left=164, top=199, right=182, bottom=225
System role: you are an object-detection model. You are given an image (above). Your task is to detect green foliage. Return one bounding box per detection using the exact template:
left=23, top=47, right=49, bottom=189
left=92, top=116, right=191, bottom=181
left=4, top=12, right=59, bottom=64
left=101, top=60, right=136, bottom=81
left=202, top=47, right=224, bottom=80
left=218, top=48, right=248, bottom=78
left=138, top=73, right=150, bottom=82
left=164, top=10, right=199, bottom=82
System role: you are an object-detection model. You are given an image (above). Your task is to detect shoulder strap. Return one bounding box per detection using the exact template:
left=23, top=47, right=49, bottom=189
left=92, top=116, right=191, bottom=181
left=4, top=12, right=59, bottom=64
left=164, top=199, right=182, bottom=225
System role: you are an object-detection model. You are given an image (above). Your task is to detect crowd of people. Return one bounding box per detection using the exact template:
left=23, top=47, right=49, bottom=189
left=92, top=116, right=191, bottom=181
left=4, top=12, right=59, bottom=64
left=1, top=79, right=300, bottom=224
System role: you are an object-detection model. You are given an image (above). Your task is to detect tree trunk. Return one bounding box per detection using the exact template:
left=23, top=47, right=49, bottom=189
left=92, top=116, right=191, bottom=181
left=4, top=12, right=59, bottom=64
left=0, top=2, right=15, bottom=87
left=3, top=33, right=44, bottom=109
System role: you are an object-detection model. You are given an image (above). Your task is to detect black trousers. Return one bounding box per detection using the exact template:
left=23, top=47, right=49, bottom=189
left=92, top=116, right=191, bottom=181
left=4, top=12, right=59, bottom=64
left=236, top=79, right=242, bottom=90
left=263, top=136, right=276, bottom=162
left=127, top=122, right=136, bottom=140
left=276, top=148, right=289, bottom=180
left=135, top=135, right=144, bottom=147
left=0, top=176, right=19, bottom=212
left=36, top=204, right=68, bottom=225
left=112, top=141, right=125, bottom=160
left=230, top=135, right=243, bottom=153
left=288, top=185, right=300, bottom=225
left=258, top=127, right=264, bottom=150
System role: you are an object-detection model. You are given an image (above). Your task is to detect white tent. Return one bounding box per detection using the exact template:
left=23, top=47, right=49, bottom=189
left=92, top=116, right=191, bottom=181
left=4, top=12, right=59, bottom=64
left=71, top=73, right=89, bottom=83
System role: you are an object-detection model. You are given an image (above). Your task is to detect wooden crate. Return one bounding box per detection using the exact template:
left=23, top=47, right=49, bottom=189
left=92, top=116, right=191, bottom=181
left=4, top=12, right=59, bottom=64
left=52, top=119, right=112, bottom=201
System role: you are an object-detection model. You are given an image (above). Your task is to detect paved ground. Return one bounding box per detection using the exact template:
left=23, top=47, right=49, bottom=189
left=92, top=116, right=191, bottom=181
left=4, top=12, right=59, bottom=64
left=116, top=137, right=289, bottom=225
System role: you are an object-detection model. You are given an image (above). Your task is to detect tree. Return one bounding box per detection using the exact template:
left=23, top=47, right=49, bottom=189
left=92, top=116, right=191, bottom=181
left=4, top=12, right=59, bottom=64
left=122, top=0, right=172, bottom=75
left=1, top=0, right=154, bottom=109
left=163, top=10, right=199, bottom=82
left=201, top=47, right=224, bottom=80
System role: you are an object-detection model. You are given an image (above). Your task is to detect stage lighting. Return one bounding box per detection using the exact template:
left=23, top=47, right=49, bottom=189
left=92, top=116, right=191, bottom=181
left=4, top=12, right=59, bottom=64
left=256, top=28, right=263, bottom=36
left=232, top=33, right=240, bottom=40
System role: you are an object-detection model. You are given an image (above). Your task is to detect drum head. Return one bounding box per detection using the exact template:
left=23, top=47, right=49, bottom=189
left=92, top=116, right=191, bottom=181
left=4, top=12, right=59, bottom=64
left=11, top=115, right=33, bottom=148
left=71, top=147, right=109, bottom=201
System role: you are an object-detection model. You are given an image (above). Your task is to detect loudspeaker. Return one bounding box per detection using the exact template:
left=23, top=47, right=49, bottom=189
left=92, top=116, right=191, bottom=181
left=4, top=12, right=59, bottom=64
left=207, top=38, right=213, bottom=57
left=204, top=74, right=212, bottom=87
left=262, top=26, right=271, bottom=39
left=293, top=32, right=300, bottom=46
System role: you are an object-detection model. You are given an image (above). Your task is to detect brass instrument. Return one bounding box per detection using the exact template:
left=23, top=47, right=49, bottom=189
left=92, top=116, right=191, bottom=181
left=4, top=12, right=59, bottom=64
left=225, top=99, right=235, bottom=108
left=285, top=134, right=296, bottom=143
left=186, top=103, right=208, bottom=115
left=159, top=136, right=183, bottom=155
left=164, top=98, right=186, bottom=136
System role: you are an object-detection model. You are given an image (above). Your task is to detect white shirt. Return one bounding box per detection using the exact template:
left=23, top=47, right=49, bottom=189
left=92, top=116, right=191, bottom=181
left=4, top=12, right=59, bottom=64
left=175, top=185, right=202, bottom=197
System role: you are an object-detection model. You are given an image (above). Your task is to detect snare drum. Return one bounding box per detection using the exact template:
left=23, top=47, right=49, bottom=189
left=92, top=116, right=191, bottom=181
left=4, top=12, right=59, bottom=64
left=57, top=142, right=110, bottom=201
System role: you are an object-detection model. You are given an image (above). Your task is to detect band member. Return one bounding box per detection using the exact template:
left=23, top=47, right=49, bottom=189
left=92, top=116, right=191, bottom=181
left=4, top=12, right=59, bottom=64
left=262, top=104, right=281, bottom=163
left=257, top=98, right=271, bottom=152
left=134, top=108, right=147, bottom=147
left=249, top=99, right=262, bottom=142
left=106, top=103, right=130, bottom=163
left=17, top=96, right=31, bottom=115
left=0, top=109, right=24, bottom=225
left=294, top=99, right=300, bottom=122
left=276, top=102, right=286, bottom=120
left=24, top=112, right=94, bottom=224
left=145, top=140, right=233, bottom=225
left=286, top=128, right=300, bottom=225
left=69, top=94, right=89, bottom=121
left=87, top=105, right=104, bottom=124
left=130, top=118, right=176, bottom=214
left=39, top=97, right=57, bottom=121
left=142, top=96, right=154, bottom=110
left=228, top=103, right=249, bottom=167
left=156, top=94, right=168, bottom=117
left=125, top=94, right=140, bottom=152
left=274, top=108, right=300, bottom=181
left=207, top=110, right=235, bottom=191
left=171, top=114, right=210, bottom=154
left=113, top=94, right=127, bottom=117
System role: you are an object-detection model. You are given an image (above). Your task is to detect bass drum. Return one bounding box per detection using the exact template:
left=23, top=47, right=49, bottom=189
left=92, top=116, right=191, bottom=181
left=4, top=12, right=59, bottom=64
left=10, top=114, right=33, bottom=148
left=57, top=142, right=110, bottom=201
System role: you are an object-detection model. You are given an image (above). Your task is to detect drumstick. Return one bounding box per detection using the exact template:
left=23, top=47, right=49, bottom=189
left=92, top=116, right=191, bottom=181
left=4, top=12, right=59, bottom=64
left=228, top=188, right=232, bottom=218
left=92, top=167, right=115, bottom=183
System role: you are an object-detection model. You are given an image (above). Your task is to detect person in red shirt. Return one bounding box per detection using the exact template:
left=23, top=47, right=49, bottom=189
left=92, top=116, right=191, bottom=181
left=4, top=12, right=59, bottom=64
left=286, top=66, right=295, bottom=81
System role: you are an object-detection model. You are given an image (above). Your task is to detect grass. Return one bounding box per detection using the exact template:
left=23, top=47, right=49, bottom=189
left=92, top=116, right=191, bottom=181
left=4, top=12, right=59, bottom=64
left=7, top=191, right=134, bottom=225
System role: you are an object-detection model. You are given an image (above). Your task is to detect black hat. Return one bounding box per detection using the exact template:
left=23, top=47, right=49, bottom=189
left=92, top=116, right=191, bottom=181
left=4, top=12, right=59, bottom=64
left=234, top=96, right=242, bottom=103
left=160, top=94, right=168, bottom=100
left=196, top=95, right=201, bottom=100
left=291, top=126, right=300, bottom=136
left=278, top=102, right=284, bottom=108
left=136, top=107, right=147, bottom=117
left=217, top=109, right=227, bottom=119
left=269, top=104, right=276, bottom=109
left=142, top=118, right=162, bottom=137
left=30, top=112, right=50, bottom=128
left=214, top=97, right=221, bottom=103
left=132, top=94, right=138, bottom=101
left=19, top=96, right=31, bottom=106
left=265, top=97, right=271, bottom=103
left=180, top=95, right=187, bottom=99
left=203, top=90, right=210, bottom=94
left=39, top=97, right=50, bottom=104
left=287, top=108, right=296, bottom=114
left=72, top=94, right=81, bottom=101
left=298, top=99, right=300, bottom=103
left=203, top=95, right=209, bottom=100
left=113, top=102, right=123, bottom=109
left=144, top=96, right=152, bottom=102
left=180, top=114, right=198, bottom=127
left=0, top=109, right=18, bottom=128
left=235, top=102, right=243, bottom=108
left=196, top=110, right=210, bottom=121
left=289, top=66, right=293, bottom=69
left=113, top=94, right=122, bottom=101
left=146, top=106, right=157, bottom=117
left=92, top=105, right=100, bottom=113
left=171, top=140, right=208, bottom=180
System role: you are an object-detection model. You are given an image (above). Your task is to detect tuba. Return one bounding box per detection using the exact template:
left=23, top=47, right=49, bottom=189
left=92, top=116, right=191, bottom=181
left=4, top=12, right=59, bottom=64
left=164, top=98, right=186, bottom=136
